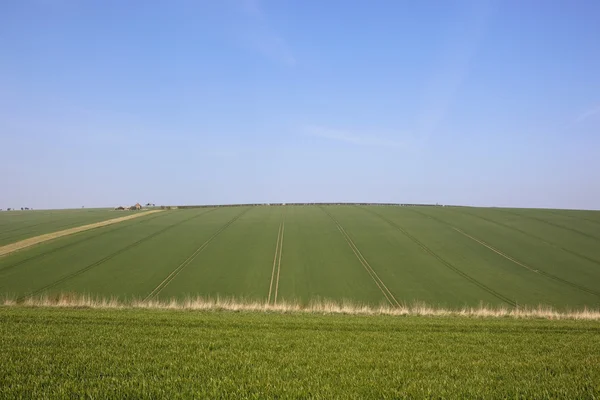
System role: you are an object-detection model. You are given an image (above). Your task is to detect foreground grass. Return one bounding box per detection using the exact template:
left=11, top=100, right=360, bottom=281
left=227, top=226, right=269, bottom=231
left=1, top=307, right=599, bottom=398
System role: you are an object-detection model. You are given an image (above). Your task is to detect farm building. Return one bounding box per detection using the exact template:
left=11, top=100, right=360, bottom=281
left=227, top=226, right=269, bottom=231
left=131, top=203, right=142, bottom=210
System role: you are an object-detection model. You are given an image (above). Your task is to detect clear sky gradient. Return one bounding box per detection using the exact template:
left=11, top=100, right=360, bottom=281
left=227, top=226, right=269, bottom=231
left=1, top=0, right=599, bottom=210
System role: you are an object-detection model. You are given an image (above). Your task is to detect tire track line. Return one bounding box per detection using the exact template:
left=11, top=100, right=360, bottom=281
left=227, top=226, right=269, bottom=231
left=267, top=217, right=283, bottom=304
left=454, top=227, right=539, bottom=273
left=17, top=209, right=217, bottom=301
left=412, top=208, right=600, bottom=298
left=337, top=225, right=395, bottom=306
left=144, top=208, right=250, bottom=301
left=321, top=207, right=400, bottom=307
left=547, top=210, right=600, bottom=227
left=453, top=227, right=600, bottom=297
left=453, top=209, right=600, bottom=267
left=273, top=216, right=286, bottom=305
left=0, top=212, right=169, bottom=274
left=360, top=207, right=517, bottom=307
left=500, top=209, right=600, bottom=242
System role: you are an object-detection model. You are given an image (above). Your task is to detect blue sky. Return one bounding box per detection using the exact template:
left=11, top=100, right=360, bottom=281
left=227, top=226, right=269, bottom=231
left=1, top=0, right=599, bottom=210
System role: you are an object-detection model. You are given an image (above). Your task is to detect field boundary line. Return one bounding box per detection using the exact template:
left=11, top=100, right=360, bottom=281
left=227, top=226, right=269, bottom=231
left=0, top=210, right=164, bottom=258
left=144, top=208, right=251, bottom=301
left=453, top=209, right=600, bottom=266
left=0, top=212, right=169, bottom=274
left=273, top=215, right=285, bottom=305
left=359, top=206, right=517, bottom=307
left=453, top=227, right=600, bottom=298
left=321, top=207, right=401, bottom=307
left=17, top=209, right=218, bottom=301
left=267, top=217, right=283, bottom=304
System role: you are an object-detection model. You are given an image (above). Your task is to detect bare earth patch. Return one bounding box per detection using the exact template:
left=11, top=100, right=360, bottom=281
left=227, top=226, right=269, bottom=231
left=0, top=210, right=163, bottom=257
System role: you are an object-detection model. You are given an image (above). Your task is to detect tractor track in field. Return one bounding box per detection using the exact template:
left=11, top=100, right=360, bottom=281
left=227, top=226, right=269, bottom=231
left=0, top=211, right=171, bottom=274
left=17, top=209, right=218, bottom=301
left=410, top=208, right=600, bottom=298
left=268, top=211, right=285, bottom=305
left=359, top=207, right=517, bottom=307
left=144, top=207, right=251, bottom=301
left=546, top=209, right=600, bottom=227
left=453, top=227, right=600, bottom=298
left=321, top=207, right=401, bottom=307
left=452, top=209, right=600, bottom=267
left=498, top=209, right=600, bottom=242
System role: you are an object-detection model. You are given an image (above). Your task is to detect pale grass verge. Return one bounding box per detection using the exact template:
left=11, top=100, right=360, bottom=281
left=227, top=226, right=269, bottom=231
left=2, top=293, right=599, bottom=320
left=0, top=210, right=163, bottom=257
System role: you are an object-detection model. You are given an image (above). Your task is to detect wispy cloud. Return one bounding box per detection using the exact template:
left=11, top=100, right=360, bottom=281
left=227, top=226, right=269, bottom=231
left=574, top=105, right=600, bottom=124
left=306, top=126, right=407, bottom=149
left=416, top=1, right=494, bottom=142
left=238, top=0, right=296, bottom=66
left=248, top=33, right=296, bottom=66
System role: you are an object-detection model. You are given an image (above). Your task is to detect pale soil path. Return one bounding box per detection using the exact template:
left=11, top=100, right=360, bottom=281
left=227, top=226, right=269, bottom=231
left=0, top=210, right=163, bottom=258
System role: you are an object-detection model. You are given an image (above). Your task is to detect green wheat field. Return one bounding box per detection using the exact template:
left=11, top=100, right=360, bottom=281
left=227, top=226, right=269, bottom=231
left=1, top=205, right=599, bottom=398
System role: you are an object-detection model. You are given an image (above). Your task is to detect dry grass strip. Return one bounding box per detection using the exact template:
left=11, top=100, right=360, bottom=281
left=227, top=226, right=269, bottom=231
left=0, top=210, right=163, bottom=257
left=3, top=293, right=600, bottom=320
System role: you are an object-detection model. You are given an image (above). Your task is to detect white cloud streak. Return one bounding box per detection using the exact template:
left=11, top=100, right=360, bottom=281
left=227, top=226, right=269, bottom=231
left=574, top=105, right=600, bottom=124
left=306, top=126, right=407, bottom=149
left=238, top=0, right=296, bottom=66
left=416, top=1, right=494, bottom=142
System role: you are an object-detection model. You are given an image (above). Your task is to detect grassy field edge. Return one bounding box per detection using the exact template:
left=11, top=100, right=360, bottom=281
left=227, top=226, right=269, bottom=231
left=3, top=293, right=600, bottom=320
